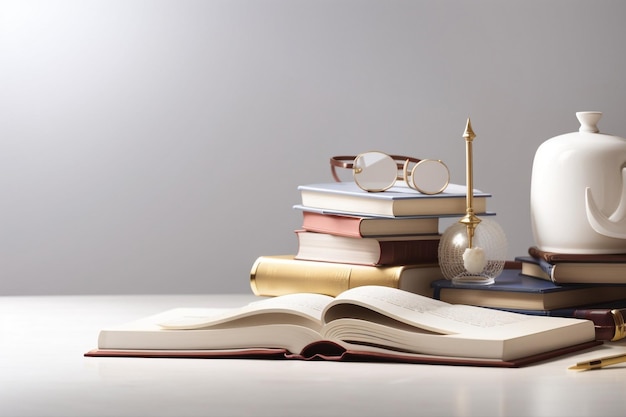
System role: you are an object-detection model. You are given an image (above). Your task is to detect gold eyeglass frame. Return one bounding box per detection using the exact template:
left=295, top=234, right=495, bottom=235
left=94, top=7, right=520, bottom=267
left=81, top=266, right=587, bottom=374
left=330, top=151, right=450, bottom=194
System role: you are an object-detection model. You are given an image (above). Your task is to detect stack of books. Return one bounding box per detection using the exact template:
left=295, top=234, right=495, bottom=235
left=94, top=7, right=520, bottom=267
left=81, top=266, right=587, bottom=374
left=516, top=246, right=626, bottom=284
left=250, top=181, right=493, bottom=298
left=427, top=247, right=626, bottom=341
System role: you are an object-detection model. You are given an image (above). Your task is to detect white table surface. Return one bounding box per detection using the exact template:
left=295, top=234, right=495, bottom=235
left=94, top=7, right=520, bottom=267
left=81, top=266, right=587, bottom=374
left=2, top=294, right=626, bottom=417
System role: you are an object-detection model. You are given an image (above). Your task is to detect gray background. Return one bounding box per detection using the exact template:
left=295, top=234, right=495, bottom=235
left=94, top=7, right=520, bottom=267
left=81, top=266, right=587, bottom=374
left=2, top=0, right=626, bottom=295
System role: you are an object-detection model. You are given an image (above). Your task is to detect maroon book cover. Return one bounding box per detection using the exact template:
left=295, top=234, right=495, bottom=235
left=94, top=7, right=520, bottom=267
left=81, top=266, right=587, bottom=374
left=529, top=246, right=626, bottom=263
left=85, top=340, right=601, bottom=368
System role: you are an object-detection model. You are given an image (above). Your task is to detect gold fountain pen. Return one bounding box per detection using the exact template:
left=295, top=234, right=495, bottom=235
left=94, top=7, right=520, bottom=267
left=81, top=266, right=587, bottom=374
left=569, top=352, right=626, bottom=371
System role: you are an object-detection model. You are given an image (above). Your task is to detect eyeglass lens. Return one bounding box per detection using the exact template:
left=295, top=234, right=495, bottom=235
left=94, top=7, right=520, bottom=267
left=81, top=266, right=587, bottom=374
left=409, top=159, right=449, bottom=194
left=353, top=152, right=398, bottom=192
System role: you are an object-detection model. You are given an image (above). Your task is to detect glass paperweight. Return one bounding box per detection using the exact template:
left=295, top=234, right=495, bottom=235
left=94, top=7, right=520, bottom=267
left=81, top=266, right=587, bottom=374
left=438, top=217, right=508, bottom=285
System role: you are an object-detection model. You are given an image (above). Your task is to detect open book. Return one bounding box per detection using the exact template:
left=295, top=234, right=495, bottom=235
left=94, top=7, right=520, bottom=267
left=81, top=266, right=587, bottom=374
left=85, top=286, right=599, bottom=367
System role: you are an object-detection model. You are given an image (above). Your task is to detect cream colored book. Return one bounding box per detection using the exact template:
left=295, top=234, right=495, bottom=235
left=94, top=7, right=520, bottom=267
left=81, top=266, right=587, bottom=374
left=87, top=285, right=596, bottom=366
left=249, top=255, right=444, bottom=298
left=298, top=182, right=491, bottom=217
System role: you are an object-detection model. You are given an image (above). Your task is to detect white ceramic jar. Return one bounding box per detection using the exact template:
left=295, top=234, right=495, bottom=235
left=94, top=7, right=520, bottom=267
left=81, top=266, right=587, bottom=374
left=530, top=111, right=626, bottom=254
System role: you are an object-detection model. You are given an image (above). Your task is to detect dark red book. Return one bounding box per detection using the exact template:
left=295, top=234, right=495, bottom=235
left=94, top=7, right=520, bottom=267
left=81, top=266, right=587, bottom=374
left=294, top=229, right=440, bottom=266
left=529, top=246, right=626, bottom=263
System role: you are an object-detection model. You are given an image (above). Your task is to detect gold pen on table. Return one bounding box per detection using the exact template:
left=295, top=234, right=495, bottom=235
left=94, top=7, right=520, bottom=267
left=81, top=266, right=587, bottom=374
left=569, top=353, right=626, bottom=371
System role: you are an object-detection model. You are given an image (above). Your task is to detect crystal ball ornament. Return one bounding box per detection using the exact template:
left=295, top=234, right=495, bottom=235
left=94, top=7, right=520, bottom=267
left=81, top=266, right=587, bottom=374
left=438, top=217, right=508, bottom=285
left=438, top=117, right=507, bottom=285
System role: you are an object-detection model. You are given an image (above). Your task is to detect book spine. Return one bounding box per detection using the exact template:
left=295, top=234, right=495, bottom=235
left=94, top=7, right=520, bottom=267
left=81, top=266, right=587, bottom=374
left=572, top=308, right=626, bottom=342
left=301, top=212, right=363, bottom=237
left=376, top=239, right=439, bottom=265
left=534, top=257, right=555, bottom=278
left=517, top=256, right=554, bottom=282
left=250, top=256, right=409, bottom=297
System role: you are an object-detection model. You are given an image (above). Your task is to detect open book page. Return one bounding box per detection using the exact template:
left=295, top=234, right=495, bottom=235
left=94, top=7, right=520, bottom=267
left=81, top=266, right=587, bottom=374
left=93, top=286, right=597, bottom=362
left=323, top=285, right=536, bottom=334
left=98, top=294, right=334, bottom=353
left=99, top=312, right=323, bottom=353
left=322, top=286, right=595, bottom=360
left=159, top=292, right=333, bottom=332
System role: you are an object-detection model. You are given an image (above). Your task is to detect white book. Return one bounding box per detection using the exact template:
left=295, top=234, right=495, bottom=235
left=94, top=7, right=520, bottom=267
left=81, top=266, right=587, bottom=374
left=298, top=182, right=491, bottom=217
left=88, top=285, right=596, bottom=366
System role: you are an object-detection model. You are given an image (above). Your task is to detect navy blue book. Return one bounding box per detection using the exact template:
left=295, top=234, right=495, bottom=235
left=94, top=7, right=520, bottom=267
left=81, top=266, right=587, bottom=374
left=431, top=267, right=626, bottom=311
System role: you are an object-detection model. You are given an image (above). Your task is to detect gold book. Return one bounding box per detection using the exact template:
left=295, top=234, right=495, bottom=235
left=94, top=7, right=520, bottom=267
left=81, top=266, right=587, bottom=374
left=249, top=255, right=444, bottom=297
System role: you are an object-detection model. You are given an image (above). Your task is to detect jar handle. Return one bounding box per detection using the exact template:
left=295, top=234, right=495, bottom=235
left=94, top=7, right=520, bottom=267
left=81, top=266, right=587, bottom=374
left=586, top=167, right=626, bottom=238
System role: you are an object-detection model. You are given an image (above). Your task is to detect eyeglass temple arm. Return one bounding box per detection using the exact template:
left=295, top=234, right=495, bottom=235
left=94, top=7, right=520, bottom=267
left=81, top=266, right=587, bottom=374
left=329, top=155, right=422, bottom=182
left=330, top=156, right=355, bottom=182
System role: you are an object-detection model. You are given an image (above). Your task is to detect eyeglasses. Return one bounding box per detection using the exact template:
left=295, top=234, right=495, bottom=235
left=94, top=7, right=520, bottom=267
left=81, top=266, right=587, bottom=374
left=330, top=151, right=450, bottom=194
